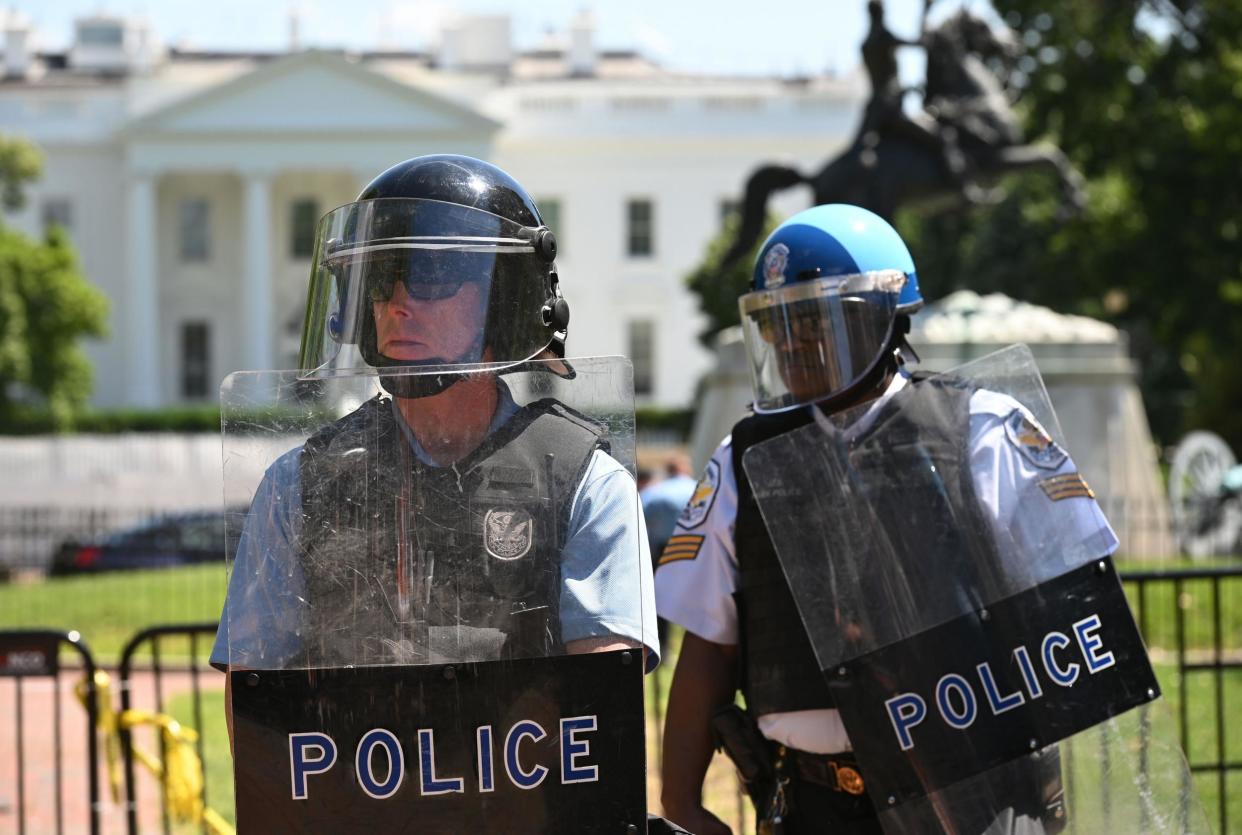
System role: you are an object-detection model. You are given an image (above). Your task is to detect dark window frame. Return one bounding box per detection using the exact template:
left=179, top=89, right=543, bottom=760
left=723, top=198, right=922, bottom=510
left=180, top=320, right=211, bottom=400
left=290, top=197, right=319, bottom=260
left=628, top=319, right=655, bottom=396
left=626, top=198, right=654, bottom=258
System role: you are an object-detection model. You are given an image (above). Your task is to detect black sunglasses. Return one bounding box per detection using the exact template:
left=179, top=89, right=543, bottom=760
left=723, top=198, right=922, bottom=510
left=329, top=250, right=498, bottom=302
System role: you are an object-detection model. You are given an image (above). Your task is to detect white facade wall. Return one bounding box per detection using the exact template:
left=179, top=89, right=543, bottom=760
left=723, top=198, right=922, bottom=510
left=0, top=47, right=863, bottom=409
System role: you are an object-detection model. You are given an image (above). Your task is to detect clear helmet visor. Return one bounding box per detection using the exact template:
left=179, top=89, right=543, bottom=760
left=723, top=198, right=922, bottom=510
left=300, top=198, right=557, bottom=377
left=739, top=270, right=907, bottom=413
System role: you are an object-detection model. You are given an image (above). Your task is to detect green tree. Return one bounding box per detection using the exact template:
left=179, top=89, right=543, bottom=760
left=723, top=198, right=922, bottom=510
left=685, top=212, right=779, bottom=347
left=0, top=135, right=42, bottom=211
left=898, top=0, right=1242, bottom=450
left=0, top=135, right=108, bottom=429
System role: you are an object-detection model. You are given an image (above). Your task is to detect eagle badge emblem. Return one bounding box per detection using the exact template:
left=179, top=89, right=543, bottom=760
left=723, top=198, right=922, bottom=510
left=1003, top=409, right=1068, bottom=470
left=677, top=459, right=721, bottom=530
left=484, top=509, right=534, bottom=560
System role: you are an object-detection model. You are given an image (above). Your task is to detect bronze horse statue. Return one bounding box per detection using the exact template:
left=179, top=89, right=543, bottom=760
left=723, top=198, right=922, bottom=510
left=723, top=8, right=1086, bottom=267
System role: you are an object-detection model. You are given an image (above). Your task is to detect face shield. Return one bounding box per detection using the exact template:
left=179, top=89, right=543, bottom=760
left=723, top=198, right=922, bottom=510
left=300, top=198, right=558, bottom=379
left=739, top=270, right=907, bottom=413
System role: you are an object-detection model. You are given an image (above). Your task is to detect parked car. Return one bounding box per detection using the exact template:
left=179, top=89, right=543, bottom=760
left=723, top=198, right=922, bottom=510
left=49, top=509, right=243, bottom=575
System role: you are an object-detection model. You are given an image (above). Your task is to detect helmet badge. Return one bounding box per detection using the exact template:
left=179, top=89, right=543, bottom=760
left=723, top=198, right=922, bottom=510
left=763, top=243, right=790, bottom=289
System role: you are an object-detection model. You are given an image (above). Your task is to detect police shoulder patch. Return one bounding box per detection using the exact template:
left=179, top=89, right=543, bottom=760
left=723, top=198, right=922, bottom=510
left=677, top=459, right=721, bottom=530
left=483, top=508, right=534, bottom=560
left=1003, top=409, right=1067, bottom=471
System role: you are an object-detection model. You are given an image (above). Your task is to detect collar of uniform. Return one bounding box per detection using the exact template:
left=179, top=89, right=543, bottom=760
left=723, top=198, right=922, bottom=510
left=808, top=371, right=910, bottom=442
left=390, top=380, right=521, bottom=467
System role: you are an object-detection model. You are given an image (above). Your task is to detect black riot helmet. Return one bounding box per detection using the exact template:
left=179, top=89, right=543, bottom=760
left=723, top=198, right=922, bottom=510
left=299, top=155, right=570, bottom=398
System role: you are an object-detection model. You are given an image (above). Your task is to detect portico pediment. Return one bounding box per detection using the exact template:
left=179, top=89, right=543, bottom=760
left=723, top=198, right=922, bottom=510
left=122, top=50, right=499, bottom=138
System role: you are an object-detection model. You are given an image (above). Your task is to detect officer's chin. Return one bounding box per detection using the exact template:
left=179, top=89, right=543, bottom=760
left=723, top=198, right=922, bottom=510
left=781, top=368, right=840, bottom=404
left=379, top=341, right=435, bottom=362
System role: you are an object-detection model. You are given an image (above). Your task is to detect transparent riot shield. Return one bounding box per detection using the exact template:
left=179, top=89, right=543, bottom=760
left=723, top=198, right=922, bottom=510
left=741, top=344, right=1207, bottom=834
left=218, top=357, right=652, bottom=833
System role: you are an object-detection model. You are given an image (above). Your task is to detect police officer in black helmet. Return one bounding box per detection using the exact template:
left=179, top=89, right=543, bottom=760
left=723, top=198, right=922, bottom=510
left=212, top=155, right=679, bottom=830
left=215, top=153, right=660, bottom=667
left=212, top=159, right=665, bottom=827
left=303, top=153, right=571, bottom=398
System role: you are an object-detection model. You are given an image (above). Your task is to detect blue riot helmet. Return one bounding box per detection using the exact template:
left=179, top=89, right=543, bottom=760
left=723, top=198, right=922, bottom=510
left=299, top=155, right=569, bottom=398
left=738, top=204, right=922, bottom=413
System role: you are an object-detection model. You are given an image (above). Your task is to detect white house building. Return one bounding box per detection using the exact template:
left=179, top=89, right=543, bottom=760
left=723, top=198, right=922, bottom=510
left=0, top=11, right=865, bottom=410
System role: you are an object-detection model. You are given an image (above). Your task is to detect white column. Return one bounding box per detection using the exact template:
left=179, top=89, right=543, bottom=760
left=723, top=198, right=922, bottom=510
left=125, top=173, right=160, bottom=407
left=241, top=171, right=274, bottom=371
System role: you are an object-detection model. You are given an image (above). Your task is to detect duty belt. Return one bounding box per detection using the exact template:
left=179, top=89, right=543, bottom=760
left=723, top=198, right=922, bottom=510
left=774, top=744, right=867, bottom=796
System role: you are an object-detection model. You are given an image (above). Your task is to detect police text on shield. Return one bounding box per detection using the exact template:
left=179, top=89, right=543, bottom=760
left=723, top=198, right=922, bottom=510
left=884, top=614, right=1115, bottom=751
left=287, top=715, right=600, bottom=799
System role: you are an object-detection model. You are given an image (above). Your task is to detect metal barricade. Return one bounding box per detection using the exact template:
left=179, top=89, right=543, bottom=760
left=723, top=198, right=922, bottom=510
left=0, top=629, right=101, bottom=835
left=117, top=623, right=225, bottom=835
left=1124, top=566, right=1242, bottom=834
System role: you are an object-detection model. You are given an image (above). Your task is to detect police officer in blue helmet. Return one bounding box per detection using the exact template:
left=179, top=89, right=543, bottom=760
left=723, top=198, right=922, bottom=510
left=656, top=205, right=1110, bottom=834
left=738, top=203, right=922, bottom=415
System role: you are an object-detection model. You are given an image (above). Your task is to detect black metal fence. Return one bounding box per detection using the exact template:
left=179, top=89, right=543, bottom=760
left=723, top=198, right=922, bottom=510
left=117, top=623, right=223, bottom=835
left=0, top=629, right=100, bottom=835
left=1123, top=566, right=1242, bottom=834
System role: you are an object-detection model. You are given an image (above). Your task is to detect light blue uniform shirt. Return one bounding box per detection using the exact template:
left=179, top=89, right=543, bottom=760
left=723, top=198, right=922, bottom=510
left=641, top=474, right=698, bottom=553
left=212, top=386, right=659, bottom=672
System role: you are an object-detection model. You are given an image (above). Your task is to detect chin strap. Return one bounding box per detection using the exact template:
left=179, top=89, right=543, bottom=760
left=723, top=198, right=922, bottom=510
left=376, top=370, right=461, bottom=399
left=894, top=328, right=920, bottom=367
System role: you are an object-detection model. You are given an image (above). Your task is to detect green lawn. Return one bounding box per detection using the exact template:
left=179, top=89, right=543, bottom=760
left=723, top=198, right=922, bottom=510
left=1, top=559, right=1234, bottom=666
left=0, top=563, right=227, bottom=663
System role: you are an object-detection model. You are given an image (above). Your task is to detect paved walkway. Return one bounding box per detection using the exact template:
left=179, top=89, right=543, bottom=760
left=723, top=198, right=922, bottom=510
left=0, top=668, right=225, bottom=835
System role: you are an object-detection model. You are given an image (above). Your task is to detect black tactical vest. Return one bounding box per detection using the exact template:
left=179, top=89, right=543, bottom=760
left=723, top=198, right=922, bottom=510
left=734, top=375, right=989, bottom=716
left=732, top=407, right=831, bottom=715
left=295, top=395, right=603, bottom=668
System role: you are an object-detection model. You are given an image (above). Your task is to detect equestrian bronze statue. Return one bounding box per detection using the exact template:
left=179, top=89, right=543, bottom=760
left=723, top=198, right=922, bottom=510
left=724, top=0, right=1086, bottom=268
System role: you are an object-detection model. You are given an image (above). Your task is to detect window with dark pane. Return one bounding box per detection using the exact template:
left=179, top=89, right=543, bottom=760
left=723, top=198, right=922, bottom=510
left=628, top=319, right=655, bottom=396
left=627, top=199, right=654, bottom=257
left=181, top=321, right=211, bottom=400
left=290, top=197, right=319, bottom=259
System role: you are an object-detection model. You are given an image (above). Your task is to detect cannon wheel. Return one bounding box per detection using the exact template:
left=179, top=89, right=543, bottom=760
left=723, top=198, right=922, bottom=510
left=1168, top=431, right=1241, bottom=558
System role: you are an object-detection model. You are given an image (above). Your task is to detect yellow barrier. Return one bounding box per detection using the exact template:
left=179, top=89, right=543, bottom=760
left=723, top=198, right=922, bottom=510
left=77, top=670, right=235, bottom=835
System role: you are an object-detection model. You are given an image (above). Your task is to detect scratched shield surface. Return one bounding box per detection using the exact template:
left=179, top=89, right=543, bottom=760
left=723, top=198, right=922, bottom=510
left=743, top=345, right=1208, bottom=834
left=219, top=357, right=650, bottom=832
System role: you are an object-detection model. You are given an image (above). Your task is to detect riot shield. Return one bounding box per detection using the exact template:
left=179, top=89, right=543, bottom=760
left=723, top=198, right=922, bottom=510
left=218, top=357, right=652, bottom=833
left=741, top=344, right=1207, bottom=834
